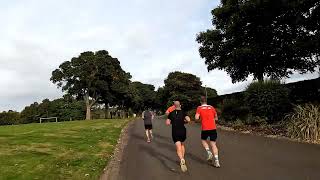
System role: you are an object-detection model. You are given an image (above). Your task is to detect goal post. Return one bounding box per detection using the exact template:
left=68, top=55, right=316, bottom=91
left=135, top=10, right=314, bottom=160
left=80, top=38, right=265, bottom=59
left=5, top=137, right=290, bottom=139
left=39, top=117, right=58, bottom=123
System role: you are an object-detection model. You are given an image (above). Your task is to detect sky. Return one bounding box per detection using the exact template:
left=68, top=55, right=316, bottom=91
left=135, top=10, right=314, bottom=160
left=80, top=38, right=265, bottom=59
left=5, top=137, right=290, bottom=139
left=0, top=0, right=318, bottom=111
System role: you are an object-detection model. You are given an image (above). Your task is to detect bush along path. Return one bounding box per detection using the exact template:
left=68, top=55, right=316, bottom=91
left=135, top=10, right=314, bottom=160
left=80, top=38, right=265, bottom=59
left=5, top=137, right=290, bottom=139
left=115, top=116, right=320, bottom=180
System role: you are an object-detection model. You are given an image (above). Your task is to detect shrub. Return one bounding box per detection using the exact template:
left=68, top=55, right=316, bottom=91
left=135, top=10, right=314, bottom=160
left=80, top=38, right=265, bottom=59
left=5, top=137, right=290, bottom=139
left=233, top=119, right=245, bottom=129
left=221, top=98, right=250, bottom=122
left=0, top=111, right=21, bottom=125
left=245, top=80, right=291, bottom=122
left=187, top=109, right=196, bottom=121
left=286, top=104, right=320, bottom=142
left=244, top=115, right=268, bottom=126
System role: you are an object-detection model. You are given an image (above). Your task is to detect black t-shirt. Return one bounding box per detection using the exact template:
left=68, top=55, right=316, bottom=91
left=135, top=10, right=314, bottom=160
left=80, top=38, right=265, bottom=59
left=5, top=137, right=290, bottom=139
left=168, top=110, right=187, bottom=130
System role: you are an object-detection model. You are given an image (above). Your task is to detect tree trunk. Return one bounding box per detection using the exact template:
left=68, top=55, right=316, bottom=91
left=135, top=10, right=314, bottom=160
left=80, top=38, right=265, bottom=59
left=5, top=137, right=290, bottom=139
left=86, top=105, right=91, bottom=120
left=84, top=93, right=94, bottom=120
left=257, top=73, right=264, bottom=82
left=104, top=103, right=109, bottom=119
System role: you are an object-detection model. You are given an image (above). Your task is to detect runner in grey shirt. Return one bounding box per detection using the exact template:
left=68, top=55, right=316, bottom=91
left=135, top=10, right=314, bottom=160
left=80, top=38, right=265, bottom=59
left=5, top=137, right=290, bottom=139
left=142, top=108, right=154, bottom=143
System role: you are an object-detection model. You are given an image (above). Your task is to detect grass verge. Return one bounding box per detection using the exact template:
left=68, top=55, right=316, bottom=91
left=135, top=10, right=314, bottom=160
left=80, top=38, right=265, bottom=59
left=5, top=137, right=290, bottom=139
left=0, top=119, right=130, bottom=180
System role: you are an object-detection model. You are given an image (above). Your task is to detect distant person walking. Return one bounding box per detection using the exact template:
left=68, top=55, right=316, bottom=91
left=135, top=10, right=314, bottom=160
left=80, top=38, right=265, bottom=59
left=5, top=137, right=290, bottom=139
left=142, top=108, right=154, bottom=143
left=195, top=96, right=221, bottom=168
left=167, top=101, right=191, bottom=172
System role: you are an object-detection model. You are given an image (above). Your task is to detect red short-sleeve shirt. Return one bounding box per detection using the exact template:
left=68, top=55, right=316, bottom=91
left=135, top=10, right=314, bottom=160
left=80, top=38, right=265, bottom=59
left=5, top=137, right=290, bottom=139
left=165, top=105, right=175, bottom=114
left=196, top=105, right=217, bottom=130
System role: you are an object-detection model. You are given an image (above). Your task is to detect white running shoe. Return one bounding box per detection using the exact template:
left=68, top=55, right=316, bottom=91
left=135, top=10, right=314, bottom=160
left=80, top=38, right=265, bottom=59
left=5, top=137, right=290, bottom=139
left=213, top=159, right=221, bottom=168
left=180, top=159, right=188, bottom=172
left=207, top=152, right=213, bottom=162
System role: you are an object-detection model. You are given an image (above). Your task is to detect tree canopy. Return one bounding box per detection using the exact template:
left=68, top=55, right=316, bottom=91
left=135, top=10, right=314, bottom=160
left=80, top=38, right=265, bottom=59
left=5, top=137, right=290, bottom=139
left=50, top=50, right=131, bottom=119
left=197, top=0, right=320, bottom=83
left=161, top=71, right=216, bottom=111
left=127, top=81, right=157, bottom=112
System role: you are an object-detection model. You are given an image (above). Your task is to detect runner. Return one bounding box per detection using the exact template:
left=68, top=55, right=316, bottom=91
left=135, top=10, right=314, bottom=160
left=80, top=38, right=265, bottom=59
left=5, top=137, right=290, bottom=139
left=142, top=108, right=154, bottom=143
left=195, top=96, right=221, bottom=168
left=167, top=101, right=191, bottom=172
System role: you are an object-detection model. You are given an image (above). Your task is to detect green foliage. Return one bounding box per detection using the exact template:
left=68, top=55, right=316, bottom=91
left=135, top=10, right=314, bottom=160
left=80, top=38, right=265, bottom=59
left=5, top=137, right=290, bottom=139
left=244, top=115, right=268, bottom=126
left=245, top=80, right=291, bottom=122
left=50, top=50, right=131, bottom=119
left=162, top=71, right=217, bottom=111
left=0, top=111, right=20, bottom=125
left=221, top=98, right=249, bottom=122
left=19, top=97, right=86, bottom=124
left=286, top=104, right=320, bottom=142
left=197, top=0, right=319, bottom=82
left=202, top=87, right=218, bottom=99
left=233, top=119, right=245, bottom=129
left=187, top=109, right=196, bottom=121
left=286, top=77, right=320, bottom=104
left=127, top=81, right=157, bottom=112
left=20, top=102, right=40, bottom=124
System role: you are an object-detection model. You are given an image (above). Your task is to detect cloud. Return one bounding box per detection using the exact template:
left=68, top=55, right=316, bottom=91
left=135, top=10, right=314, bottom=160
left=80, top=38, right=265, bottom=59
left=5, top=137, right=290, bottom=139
left=0, top=0, right=318, bottom=111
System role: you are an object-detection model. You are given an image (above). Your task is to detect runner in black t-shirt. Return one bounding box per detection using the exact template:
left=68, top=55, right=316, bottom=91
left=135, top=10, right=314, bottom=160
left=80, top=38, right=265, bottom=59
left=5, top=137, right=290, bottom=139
left=142, top=108, right=154, bottom=143
left=167, top=101, right=191, bottom=172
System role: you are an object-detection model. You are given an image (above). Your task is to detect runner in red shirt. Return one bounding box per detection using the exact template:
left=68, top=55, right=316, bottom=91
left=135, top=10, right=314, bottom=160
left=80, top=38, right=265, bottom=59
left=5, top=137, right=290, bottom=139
left=195, top=96, right=221, bottom=168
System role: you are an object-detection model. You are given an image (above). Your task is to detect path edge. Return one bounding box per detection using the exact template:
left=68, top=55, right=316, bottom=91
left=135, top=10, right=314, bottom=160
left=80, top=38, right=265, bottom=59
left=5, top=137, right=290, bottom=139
left=100, top=119, right=135, bottom=180
left=218, top=125, right=320, bottom=145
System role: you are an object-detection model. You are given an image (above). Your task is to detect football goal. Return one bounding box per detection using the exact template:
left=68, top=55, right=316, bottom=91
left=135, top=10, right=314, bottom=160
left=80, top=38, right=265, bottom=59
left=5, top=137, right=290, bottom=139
left=39, top=117, right=58, bottom=123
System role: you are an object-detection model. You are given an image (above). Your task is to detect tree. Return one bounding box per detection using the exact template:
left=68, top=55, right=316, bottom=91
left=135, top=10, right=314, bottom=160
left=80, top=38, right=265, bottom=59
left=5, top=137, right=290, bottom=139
left=51, top=50, right=131, bottom=120
left=162, top=72, right=203, bottom=111
left=0, top=111, right=20, bottom=125
left=20, top=102, right=40, bottom=123
left=125, top=81, right=156, bottom=112
left=197, top=0, right=319, bottom=83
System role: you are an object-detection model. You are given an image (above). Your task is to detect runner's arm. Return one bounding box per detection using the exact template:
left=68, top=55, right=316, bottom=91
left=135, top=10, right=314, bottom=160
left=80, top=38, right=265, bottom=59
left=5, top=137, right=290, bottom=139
left=213, top=108, right=218, bottom=121
left=166, top=112, right=172, bottom=126
left=195, top=107, right=201, bottom=122
left=184, top=116, right=191, bottom=123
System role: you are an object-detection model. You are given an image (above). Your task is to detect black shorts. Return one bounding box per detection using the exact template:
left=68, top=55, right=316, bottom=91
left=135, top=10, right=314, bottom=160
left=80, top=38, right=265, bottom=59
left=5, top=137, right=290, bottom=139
left=144, top=124, right=152, bottom=130
left=172, top=128, right=186, bottom=143
left=201, top=129, right=217, bottom=141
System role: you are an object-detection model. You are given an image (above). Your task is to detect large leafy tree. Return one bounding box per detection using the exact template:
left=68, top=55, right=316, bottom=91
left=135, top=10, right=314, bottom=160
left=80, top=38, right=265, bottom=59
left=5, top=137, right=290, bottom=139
left=162, top=71, right=213, bottom=111
left=127, top=81, right=157, bottom=112
left=51, top=50, right=131, bottom=120
left=20, top=102, right=40, bottom=123
left=197, top=0, right=319, bottom=83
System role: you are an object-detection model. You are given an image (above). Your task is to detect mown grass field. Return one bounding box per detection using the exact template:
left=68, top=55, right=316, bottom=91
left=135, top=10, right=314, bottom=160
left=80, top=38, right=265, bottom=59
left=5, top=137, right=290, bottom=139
left=0, top=119, right=130, bottom=180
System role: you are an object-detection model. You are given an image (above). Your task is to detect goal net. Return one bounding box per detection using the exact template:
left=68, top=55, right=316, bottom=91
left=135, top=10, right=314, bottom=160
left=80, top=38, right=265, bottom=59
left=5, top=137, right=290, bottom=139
left=39, top=117, right=58, bottom=123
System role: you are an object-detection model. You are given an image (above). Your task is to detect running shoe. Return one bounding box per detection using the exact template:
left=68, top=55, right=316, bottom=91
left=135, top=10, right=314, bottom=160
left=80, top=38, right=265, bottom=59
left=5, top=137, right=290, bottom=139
left=180, top=159, right=188, bottom=172
left=207, top=152, right=213, bottom=162
left=213, top=159, right=221, bottom=168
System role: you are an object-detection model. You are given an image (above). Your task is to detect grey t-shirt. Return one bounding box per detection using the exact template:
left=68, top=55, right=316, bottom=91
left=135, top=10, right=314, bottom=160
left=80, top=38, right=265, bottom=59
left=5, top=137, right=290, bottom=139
left=142, top=110, right=153, bottom=125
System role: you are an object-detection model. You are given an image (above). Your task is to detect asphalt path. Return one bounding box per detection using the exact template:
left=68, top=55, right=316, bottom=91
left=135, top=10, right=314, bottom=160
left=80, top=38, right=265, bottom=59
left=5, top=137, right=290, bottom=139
left=117, top=117, right=320, bottom=180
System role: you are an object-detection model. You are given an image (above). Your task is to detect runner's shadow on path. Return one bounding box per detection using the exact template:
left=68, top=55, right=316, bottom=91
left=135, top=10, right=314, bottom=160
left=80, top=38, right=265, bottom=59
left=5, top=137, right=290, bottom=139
left=153, top=134, right=171, bottom=141
left=154, top=138, right=205, bottom=165
left=132, top=133, right=205, bottom=166
left=131, top=134, right=146, bottom=142
left=138, top=143, right=179, bottom=174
